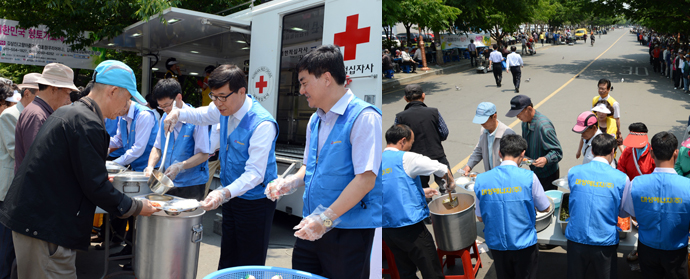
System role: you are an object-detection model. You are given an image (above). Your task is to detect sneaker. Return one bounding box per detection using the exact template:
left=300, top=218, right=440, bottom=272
left=515, top=88, right=519, bottom=93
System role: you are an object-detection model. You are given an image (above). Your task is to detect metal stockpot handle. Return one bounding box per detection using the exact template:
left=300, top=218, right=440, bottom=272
left=123, top=182, right=141, bottom=194
left=191, top=224, right=203, bottom=243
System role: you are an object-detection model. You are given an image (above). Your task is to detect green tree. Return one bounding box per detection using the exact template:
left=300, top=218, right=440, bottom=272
left=448, top=0, right=540, bottom=47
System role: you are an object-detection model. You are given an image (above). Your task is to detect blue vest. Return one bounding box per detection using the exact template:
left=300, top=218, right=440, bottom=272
left=108, top=117, right=125, bottom=158
left=474, top=165, right=536, bottom=251
left=219, top=96, right=278, bottom=200
left=118, top=104, right=158, bottom=171
left=159, top=108, right=209, bottom=187
left=565, top=160, right=627, bottom=246
left=382, top=150, right=427, bottom=228
left=632, top=172, right=690, bottom=250
left=303, top=97, right=383, bottom=229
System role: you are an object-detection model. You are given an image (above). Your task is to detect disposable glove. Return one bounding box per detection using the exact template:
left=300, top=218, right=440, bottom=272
left=163, top=101, right=179, bottom=133
left=265, top=174, right=304, bottom=201
left=143, top=166, right=154, bottom=177
left=294, top=205, right=340, bottom=241
left=164, top=162, right=184, bottom=181
left=200, top=187, right=231, bottom=211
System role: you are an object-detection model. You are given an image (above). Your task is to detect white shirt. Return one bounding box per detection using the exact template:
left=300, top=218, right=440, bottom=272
left=209, top=123, right=221, bottom=152
left=154, top=103, right=211, bottom=157
left=303, top=90, right=382, bottom=175
left=109, top=102, right=156, bottom=166
left=581, top=129, right=603, bottom=165
left=475, top=160, right=551, bottom=217
left=489, top=50, right=503, bottom=63
left=600, top=95, right=621, bottom=119
left=177, top=95, right=277, bottom=198
left=413, top=49, right=423, bottom=61
left=621, top=167, right=671, bottom=217
left=506, top=52, right=523, bottom=67
left=384, top=147, right=447, bottom=179
left=401, top=51, right=413, bottom=62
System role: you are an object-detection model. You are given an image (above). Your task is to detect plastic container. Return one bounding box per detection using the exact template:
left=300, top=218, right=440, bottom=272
left=204, top=266, right=327, bottom=279
left=545, top=190, right=563, bottom=213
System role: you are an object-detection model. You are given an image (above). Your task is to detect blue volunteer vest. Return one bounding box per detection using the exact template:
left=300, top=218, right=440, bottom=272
left=632, top=172, right=690, bottom=250
left=474, top=165, right=536, bottom=251
left=382, top=150, right=427, bottom=228
left=303, top=97, right=383, bottom=229
left=118, top=103, right=158, bottom=171
left=159, top=106, right=209, bottom=187
left=219, top=95, right=278, bottom=200
left=565, top=160, right=627, bottom=246
left=108, top=117, right=125, bottom=158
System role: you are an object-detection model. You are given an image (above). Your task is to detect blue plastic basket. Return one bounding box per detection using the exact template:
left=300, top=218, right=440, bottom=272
left=203, top=266, right=328, bottom=279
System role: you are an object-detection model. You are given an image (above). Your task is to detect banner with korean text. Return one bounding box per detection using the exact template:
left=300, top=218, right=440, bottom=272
left=0, top=19, right=99, bottom=69
left=440, top=33, right=491, bottom=50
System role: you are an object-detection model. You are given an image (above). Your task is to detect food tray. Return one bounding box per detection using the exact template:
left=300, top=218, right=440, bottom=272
left=135, top=194, right=201, bottom=216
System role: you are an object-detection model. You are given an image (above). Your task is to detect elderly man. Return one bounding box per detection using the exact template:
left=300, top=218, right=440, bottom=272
left=0, top=60, right=158, bottom=278
left=464, top=102, right=515, bottom=175
left=0, top=73, right=38, bottom=279
left=14, top=64, right=77, bottom=172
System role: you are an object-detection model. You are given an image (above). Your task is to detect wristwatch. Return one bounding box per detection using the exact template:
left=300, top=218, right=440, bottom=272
left=320, top=213, right=333, bottom=228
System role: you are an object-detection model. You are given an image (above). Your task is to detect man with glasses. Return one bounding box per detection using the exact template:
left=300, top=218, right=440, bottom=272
left=144, top=78, right=210, bottom=201
left=162, top=65, right=278, bottom=269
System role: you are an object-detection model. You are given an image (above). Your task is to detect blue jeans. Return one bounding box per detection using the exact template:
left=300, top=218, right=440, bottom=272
left=684, top=76, right=689, bottom=91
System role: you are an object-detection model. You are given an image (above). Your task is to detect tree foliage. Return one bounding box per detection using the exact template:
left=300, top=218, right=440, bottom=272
left=448, top=0, right=540, bottom=46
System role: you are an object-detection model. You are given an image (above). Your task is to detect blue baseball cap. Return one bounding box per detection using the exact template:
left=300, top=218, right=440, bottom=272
left=93, top=60, right=146, bottom=105
left=472, top=102, right=497, bottom=124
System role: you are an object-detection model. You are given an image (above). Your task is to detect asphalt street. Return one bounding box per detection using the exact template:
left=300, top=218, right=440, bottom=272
left=382, top=28, right=683, bottom=278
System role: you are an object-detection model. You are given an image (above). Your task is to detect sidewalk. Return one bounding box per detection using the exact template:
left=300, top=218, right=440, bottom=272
left=383, top=42, right=555, bottom=92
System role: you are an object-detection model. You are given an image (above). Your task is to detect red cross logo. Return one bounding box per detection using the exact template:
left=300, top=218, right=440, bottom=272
left=255, top=75, right=268, bottom=94
left=333, top=14, right=370, bottom=61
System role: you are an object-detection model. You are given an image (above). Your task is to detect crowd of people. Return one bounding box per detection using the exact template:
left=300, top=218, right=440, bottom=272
left=0, top=44, right=382, bottom=279
left=382, top=75, right=690, bottom=278
left=639, top=30, right=690, bottom=94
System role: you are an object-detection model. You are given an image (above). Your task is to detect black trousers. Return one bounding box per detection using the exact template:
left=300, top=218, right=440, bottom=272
left=292, top=228, right=375, bottom=279
left=510, top=66, right=522, bottom=89
left=492, top=63, right=503, bottom=86
left=401, top=60, right=417, bottom=72
left=566, top=240, right=618, bottom=279
left=675, top=68, right=683, bottom=88
left=654, top=58, right=661, bottom=72
left=383, top=222, right=444, bottom=279
left=491, top=244, right=539, bottom=279
left=638, top=241, right=688, bottom=279
left=219, top=197, right=276, bottom=269
left=420, top=156, right=450, bottom=192
left=0, top=222, right=14, bottom=279
left=537, top=168, right=559, bottom=191
left=470, top=53, right=477, bottom=67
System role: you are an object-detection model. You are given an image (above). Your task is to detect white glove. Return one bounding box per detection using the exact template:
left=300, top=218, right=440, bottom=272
left=264, top=175, right=304, bottom=201
left=143, top=166, right=154, bottom=177
left=163, top=103, right=179, bottom=133
left=294, top=205, right=340, bottom=241
left=423, top=188, right=440, bottom=198
left=164, top=162, right=184, bottom=181
left=200, top=188, right=231, bottom=210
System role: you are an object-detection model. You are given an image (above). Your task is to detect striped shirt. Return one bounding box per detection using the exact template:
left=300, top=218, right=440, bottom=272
left=521, top=110, right=562, bottom=177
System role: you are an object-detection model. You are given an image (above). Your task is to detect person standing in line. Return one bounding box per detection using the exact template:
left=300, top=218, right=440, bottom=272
left=617, top=123, right=655, bottom=180
left=506, top=95, right=563, bottom=191
left=622, top=132, right=690, bottom=279
left=468, top=39, right=478, bottom=67
left=463, top=102, right=516, bottom=175
left=506, top=46, right=524, bottom=93
left=592, top=79, right=621, bottom=142
left=381, top=124, right=452, bottom=279
left=489, top=44, right=504, bottom=88
left=539, top=32, right=545, bottom=46
left=566, top=133, right=631, bottom=279
left=394, top=84, right=450, bottom=192
left=573, top=111, right=610, bottom=166
left=474, top=134, right=551, bottom=279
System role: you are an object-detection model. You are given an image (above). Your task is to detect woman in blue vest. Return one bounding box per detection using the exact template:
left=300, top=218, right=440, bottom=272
left=622, top=132, right=690, bottom=278
left=474, top=134, right=551, bottom=279
left=107, top=99, right=158, bottom=171
left=382, top=124, right=452, bottom=279
left=161, top=65, right=279, bottom=270
left=144, top=78, right=210, bottom=201
left=565, top=133, right=630, bottom=279
left=264, top=45, right=382, bottom=279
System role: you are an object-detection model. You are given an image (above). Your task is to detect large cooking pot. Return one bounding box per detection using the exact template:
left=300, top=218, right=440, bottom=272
left=135, top=208, right=205, bottom=279
left=106, top=161, right=127, bottom=174
left=429, top=193, right=477, bottom=251
left=111, top=171, right=152, bottom=197
left=535, top=197, right=555, bottom=232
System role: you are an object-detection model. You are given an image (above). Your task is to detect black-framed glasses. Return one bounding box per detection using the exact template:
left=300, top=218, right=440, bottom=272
left=209, top=90, right=236, bottom=102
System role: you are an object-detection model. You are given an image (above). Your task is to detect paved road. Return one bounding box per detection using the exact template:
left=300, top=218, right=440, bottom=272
left=383, top=28, right=684, bottom=278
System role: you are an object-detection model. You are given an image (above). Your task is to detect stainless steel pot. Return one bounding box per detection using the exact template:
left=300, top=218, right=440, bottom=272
left=429, top=193, right=477, bottom=251
left=535, top=197, right=555, bottom=232
left=111, top=171, right=152, bottom=197
left=106, top=161, right=127, bottom=174
left=134, top=208, right=205, bottom=279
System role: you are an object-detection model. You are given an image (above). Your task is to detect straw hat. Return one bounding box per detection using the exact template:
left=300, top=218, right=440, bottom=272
left=35, top=63, right=78, bottom=91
